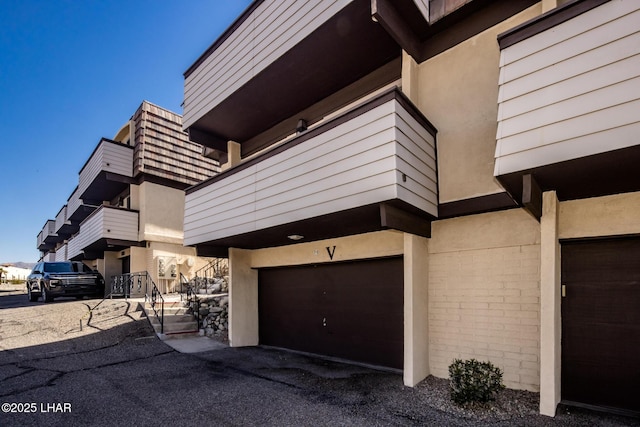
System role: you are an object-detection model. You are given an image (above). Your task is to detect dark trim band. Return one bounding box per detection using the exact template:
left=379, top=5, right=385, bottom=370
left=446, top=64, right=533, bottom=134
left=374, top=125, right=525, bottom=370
left=498, top=0, right=610, bottom=49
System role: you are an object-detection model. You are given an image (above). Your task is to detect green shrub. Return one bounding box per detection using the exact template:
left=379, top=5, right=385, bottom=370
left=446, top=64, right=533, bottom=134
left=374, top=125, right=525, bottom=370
left=448, top=358, right=505, bottom=405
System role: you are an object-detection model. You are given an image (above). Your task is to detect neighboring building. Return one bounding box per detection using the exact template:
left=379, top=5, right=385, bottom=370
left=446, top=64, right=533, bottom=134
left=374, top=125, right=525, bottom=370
left=37, top=101, right=219, bottom=293
left=0, top=264, right=32, bottom=282
left=181, top=0, right=640, bottom=417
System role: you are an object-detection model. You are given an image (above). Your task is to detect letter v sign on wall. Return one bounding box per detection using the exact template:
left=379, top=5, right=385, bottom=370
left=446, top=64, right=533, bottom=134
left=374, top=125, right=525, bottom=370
left=326, top=246, right=336, bottom=260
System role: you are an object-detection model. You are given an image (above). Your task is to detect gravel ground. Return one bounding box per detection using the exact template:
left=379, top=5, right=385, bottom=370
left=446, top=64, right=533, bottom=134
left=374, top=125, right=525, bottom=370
left=389, top=375, right=640, bottom=426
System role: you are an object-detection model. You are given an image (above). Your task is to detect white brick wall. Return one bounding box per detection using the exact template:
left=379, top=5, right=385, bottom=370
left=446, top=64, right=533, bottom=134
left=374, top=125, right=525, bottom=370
left=428, top=211, right=541, bottom=392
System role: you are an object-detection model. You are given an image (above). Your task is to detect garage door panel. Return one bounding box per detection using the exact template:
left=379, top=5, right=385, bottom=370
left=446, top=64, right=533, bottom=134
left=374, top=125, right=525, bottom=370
left=259, top=257, right=403, bottom=369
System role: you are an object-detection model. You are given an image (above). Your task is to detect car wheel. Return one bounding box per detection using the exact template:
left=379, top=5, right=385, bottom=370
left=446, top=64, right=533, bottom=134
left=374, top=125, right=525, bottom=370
left=28, top=286, right=38, bottom=302
left=42, top=285, right=53, bottom=303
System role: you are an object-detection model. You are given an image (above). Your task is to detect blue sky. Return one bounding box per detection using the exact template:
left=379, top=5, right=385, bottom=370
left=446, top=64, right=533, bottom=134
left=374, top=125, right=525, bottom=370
left=0, top=0, right=252, bottom=263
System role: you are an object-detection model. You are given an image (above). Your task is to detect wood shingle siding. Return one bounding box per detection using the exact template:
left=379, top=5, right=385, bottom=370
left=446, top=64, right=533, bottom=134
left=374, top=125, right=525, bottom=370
left=133, top=102, right=218, bottom=186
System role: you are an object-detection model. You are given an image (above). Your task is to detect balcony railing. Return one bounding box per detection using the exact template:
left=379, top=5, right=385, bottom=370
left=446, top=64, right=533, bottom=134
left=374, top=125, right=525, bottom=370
left=53, top=204, right=76, bottom=240
left=37, top=220, right=56, bottom=250
left=66, top=186, right=96, bottom=225
left=185, top=88, right=437, bottom=248
left=78, top=138, right=134, bottom=204
left=494, top=0, right=640, bottom=201
left=184, top=1, right=354, bottom=130
left=67, top=206, right=139, bottom=259
left=56, top=243, right=68, bottom=262
left=183, top=0, right=400, bottom=150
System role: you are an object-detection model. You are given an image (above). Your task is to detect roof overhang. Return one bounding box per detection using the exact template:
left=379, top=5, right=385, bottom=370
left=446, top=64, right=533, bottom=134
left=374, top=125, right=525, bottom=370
left=372, top=0, right=538, bottom=63
left=497, top=145, right=640, bottom=220
left=69, top=239, right=145, bottom=261
left=192, top=200, right=433, bottom=258
left=81, top=171, right=134, bottom=205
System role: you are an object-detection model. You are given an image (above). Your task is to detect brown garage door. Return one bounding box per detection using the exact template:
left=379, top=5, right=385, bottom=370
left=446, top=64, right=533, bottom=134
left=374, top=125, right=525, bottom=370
left=258, top=257, right=403, bottom=369
left=561, top=238, right=640, bottom=415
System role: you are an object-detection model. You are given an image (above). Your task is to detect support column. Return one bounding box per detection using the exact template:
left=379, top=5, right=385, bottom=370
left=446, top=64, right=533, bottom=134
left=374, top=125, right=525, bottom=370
left=541, top=0, right=559, bottom=13
left=221, top=141, right=242, bottom=172
left=401, top=51, right=420, bottom=105
left=540, top=191, right=561, bottom=416
left=403, top=233, right=430, bottom=386
left=228, top=248, right=258, bottom=347
left=97, top=251, right=121, bottom=298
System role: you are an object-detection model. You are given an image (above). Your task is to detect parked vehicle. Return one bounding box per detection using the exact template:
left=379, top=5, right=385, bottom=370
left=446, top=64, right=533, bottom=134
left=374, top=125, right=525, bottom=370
left=26, top=262, right=105, bottom=303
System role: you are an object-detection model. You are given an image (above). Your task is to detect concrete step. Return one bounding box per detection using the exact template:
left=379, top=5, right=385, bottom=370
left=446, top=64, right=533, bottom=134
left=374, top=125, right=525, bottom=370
left=141, top=300, right=199, bottom=335
left=149, top=318, right=199, bottom=334
left=150, top=314, right=196, bottom=325
left=143, top=301, right=191, bottom=313
left=144, top=306, right=191, bottom=315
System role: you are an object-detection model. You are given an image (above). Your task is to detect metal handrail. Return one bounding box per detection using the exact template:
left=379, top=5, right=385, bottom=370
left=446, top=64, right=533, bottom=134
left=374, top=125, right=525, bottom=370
left=147, top=276, right=165, bottom=334
left=184, top=275, right=201, bottom=330
left=109, top=272, right=148, bottom=298
left=109, top=271, right=164, bottom=334
left=179, top=272, right=189, bottom=301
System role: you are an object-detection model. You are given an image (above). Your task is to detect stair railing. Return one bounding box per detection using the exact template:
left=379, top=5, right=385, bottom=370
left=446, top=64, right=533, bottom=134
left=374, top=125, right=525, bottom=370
left=144, top=272, right=164, bottom=334
left=109, top=272, right=148, bottom=299
left=109, top=272, right=164, bottom=334
left=179, top=272, right=190, bottom=301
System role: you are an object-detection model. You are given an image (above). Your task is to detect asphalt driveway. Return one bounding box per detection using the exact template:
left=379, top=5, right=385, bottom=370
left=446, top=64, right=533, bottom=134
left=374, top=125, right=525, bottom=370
left=0, top=283, right=637, bottom=426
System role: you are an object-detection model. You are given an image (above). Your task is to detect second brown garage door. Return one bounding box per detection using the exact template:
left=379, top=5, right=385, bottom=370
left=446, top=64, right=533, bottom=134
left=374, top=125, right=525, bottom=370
left=561, top=238, right=640, bottom=415
left=258, top=257, right=404, bottom=369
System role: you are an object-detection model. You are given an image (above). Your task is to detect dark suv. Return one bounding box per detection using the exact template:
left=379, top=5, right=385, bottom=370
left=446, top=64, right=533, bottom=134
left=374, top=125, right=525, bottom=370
left=27, top=262, right=105, bottom=303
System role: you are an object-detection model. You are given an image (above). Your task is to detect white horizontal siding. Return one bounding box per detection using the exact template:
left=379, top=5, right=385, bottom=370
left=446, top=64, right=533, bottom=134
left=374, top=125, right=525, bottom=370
left=55, top=205, right=68, bottom=233
left=412, top=0, right=429, bottom=22
left=184, top=96, right=437, bottom=246
left=183, top=0, right=353, bottom=129
left=56, top=244, right=68, bottom=262
left=78, top=140, right=133, bottom=197
left=72, top=207, right=139, bottom=253
left=67, top=188, right=82, bottom=217
left=42, top=220, right=56, bottom=239
left=67, top=235, right=82, bottom=259
left=37, top=221, right=54, bottom=246
left=495, top=0, right=640, bottom=175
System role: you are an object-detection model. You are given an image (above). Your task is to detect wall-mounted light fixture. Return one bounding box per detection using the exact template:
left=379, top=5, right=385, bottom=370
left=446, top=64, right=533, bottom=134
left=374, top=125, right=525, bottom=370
left=287, top=234, right=304, bottom=241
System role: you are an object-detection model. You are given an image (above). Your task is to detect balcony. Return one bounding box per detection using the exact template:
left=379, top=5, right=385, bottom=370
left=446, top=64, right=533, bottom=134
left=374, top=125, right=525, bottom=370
left=78, top=138, right=134, bottom=204
left=67, top=206, right=141, bottom=260
left=495, top=0, right=640, bottom=203
left=56, top=243, right=68, bottom=262
left=183, top=0, right=400, bottom=152
left=37, top=220, right=56, bottom=251
left=42, top=252, right=55, bottom=262
left=67, top=186, right=96, bottom=225
left=54, top=205, right=75, bottom=240
left=185, top=88, right=437, bottom=254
